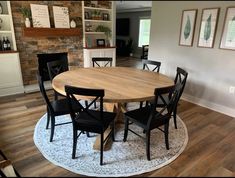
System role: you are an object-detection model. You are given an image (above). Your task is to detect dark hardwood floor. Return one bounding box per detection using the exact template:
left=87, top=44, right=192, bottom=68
left=0, top=56, right=235, bottom=177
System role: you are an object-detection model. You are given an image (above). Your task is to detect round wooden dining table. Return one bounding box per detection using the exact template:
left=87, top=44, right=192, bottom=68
left=52, top=67, right=174, bottom=150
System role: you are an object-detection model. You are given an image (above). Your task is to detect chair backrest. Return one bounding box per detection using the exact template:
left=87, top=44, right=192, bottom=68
left=141, top=45, right=149, bottom=59
left=36, top=72, right=53, bottom=112
left=174, top=67, right=188, bottom=99
left=65, top=85, right=105, bottom=126
left=92, top=57, right=112, bottom=67
left=47, top=58, right=69, bottom=81
left=147, top=84, right=180, bottom=128
left=142, top=59, right=161, bottom=72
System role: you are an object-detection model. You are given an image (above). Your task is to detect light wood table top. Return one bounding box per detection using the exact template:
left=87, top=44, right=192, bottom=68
left=52, top=67, right=174, bottom=103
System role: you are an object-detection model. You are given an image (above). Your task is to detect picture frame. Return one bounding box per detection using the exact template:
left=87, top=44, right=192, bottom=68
left=102, top=13, right=109, bottom=21
left=30, top=4, right=50, bottom=28
left=198, top=8, right=220, bottom=48
left=85, top=12, right=90, bottom=19
left=220, top=6, right=235, bottom=50
left=179, top=9, right=198, bottom=47
left=52, top=6, right=70, bottom=28
left=96, top=39, right=105, bottom=47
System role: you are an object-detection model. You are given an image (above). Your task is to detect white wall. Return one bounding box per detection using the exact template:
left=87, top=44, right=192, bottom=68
left=117, top=10, right=151, bottom=57
left=149, top=1, right=235, bottom=117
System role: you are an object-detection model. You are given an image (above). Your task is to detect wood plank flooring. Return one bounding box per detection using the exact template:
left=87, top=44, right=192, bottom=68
left=0, top=57, right=235, bottom=177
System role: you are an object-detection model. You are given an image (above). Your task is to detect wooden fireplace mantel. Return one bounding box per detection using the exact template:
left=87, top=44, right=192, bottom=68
left=22, top=27, right=82, bottom=37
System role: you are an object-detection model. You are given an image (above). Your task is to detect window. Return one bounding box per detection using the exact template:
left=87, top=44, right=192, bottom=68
left=138, top=18, right=151, bottom=47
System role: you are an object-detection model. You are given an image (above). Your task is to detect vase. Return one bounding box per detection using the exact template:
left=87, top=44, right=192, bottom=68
left=70, top=20, right=76, bottom=28
left=25, top=18, right=31, bottom=28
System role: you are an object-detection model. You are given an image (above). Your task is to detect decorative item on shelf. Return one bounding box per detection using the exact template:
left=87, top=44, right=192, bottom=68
left=30, top=4, right=50, bottom=28
left=91, top=3, right=96, bottom=7
left=53, top=6, right=70, bottom=28
left=96, top=39, right=105, bottom=47
left=70, top=19, right=76, bottom=28
left=85, top=11, right=90, bottom=19
left=86, top=36, right=93, bottom=48
left=85, top=23, right=92, bottom=32
left=19, top=6, right=32, bottom=28
left=102, top=13, right=109, bottom=21
left=95, top=25, right=111, bottom=38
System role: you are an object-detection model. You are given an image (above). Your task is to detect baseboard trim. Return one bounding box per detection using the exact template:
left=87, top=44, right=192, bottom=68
left=182, top=94, right=235, bottom=118
left=0, top=86, right=24, bottom=97
left=24, top=81, right=52, bottom=93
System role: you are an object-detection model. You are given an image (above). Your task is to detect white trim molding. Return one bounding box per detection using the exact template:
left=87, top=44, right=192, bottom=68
left=182, top=93, right=235, bottom=118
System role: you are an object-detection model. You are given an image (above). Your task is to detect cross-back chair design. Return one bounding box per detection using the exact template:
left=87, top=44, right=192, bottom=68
left=142, top=59, right=161, bottom=72
left=139, top=59, right=162, bottom=108
left=47, top=58, right=69, bottom=100
left=123, top=84, right=181, bottom=161
left=0, top=150, right=21, bottom=177
left=92, top=57, right=113, bottom=67
left=36, top=72, right=81, bottom=142
left=156, top=67, right=188, bottom=129
left=65, top=85, right=116, bottom=165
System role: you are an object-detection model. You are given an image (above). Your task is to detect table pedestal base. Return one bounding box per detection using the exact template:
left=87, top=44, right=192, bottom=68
left=93, top=103, right=127, bottom=151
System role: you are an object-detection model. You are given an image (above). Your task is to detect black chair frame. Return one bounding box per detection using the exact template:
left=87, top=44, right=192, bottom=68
left=92, top=57, right=113, bottom=67
left=123, top=84, right=180, bottom=161
left=65, top=85, right=116, bottom=165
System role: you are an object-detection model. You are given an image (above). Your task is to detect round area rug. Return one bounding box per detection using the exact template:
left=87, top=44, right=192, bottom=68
left=34, top=104, right=188, bottom=177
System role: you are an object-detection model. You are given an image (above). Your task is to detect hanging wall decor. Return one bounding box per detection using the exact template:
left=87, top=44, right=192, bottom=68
left=198, top=8, right=220, bottom=48
left=220, top=6, right=235, bottom=50
left=179, top=9, right=198, bottom=47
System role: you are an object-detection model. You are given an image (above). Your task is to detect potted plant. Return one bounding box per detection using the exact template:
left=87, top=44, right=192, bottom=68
left=19, top=7, right=31, bottom=28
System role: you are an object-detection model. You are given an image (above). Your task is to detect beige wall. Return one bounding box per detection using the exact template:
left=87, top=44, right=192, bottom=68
left=149, top=1, right=235, bottom=117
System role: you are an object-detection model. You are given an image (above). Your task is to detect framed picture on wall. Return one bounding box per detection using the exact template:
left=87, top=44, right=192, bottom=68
left=179, top=9, right=198, bottom=46
left=198, top=8, right=220, bottom=48
left=220, top=6, right=235, bottom=50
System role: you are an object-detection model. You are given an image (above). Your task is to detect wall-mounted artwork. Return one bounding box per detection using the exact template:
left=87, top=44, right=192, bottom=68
left=179, top=9, right=198, bottom=46
left=198, top=8, right=220, bottom=48
left=30, top=4, right=50, bottom=28
left=53, top=6, right=70, bottom=28
left=220, top=6, right=235, bottom=50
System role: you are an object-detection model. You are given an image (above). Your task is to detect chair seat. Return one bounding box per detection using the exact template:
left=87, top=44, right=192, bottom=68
left=50, top=99, right=81, bottom=116
left=125, top=106, right=168, bottom=130
left=75, top=110, right=116, bottom=133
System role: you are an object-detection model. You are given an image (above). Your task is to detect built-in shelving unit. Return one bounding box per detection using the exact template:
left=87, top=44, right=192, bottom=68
left=0, top=1, right=24, bottom=96
left=82, top=1, right=116, bottom=67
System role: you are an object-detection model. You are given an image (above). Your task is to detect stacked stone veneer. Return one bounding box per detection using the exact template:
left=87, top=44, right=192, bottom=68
left=11, top=1, right=83, bottom=85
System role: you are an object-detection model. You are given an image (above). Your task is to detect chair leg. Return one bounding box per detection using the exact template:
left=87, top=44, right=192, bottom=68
left=72, top=130, right=78, bottom=159
left=146, top=130, right=151, bottom=161
left=112, top=121, right=115, bottom=142
left=46, top=107, right=50, bottom=129
left=173, top=107, right=178, bottom=129
left=139, top=101, right=143, bottom=108
left=100, top=133, right=104, bottom=165
left=164, top=123, right=169, bottom=150
left=123, top=117, right=129, bottom=142
left=50, top=115, right=55, bottom=142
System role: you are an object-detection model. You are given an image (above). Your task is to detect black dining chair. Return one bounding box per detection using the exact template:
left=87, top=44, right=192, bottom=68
left=47, top=58, right=69, bottom=100
left=65, top=85, right=116, bottom=165
left=92, top=57, right=113, bottom=67
left=156, top=67, right=188, bottom=129
left=91, top=57, right=113, bottom=108
left=139, top=59, right=162, bottom=108
left=123, top=84, right=181, bottom=161
left=36, top=72, right=82, bottom=142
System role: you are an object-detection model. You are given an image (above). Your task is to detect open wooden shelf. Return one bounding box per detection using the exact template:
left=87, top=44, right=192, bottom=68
left=23, top=27, right=82, bottom=37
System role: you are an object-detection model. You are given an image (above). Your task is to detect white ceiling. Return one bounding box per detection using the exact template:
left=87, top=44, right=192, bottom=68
left=116, top=1, right=152, bottom=12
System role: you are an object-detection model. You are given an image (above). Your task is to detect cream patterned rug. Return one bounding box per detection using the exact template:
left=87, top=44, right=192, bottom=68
left=34, top=104, right=188, bottom=177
